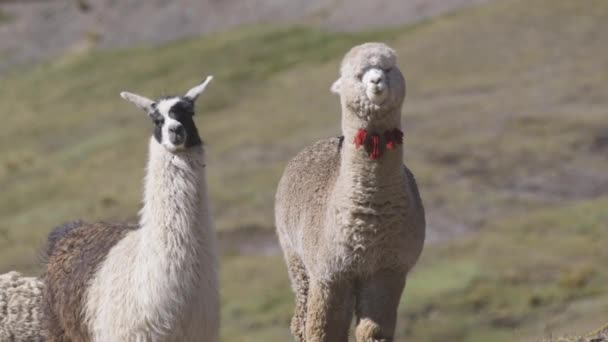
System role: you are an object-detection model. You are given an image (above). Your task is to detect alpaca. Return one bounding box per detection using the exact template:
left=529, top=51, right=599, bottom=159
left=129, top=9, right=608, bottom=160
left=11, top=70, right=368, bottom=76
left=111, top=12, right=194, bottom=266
left=275, top=43, right=425, bottom=342
left=0, top=271, right=44, bottom=341
left=43, top=77, right=219, bottom=342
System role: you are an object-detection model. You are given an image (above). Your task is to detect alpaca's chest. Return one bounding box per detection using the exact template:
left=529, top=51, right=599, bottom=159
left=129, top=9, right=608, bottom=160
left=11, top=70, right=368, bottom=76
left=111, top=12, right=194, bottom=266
left=323, top=196, right=412, bottom=275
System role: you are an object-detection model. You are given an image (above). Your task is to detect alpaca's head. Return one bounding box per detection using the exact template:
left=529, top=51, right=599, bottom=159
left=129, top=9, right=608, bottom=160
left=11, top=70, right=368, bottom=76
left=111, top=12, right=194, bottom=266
left=331, top=43, right=405, bottom=121
left=120, top=76, right=213, bottom=152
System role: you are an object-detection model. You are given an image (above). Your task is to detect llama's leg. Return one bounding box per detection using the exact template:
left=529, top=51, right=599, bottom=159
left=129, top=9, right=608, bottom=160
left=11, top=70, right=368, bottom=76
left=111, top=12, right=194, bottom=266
left=305, top=277, right=354, bottom=342
left=285, top=254, right=309, bottom=342
left=354, top=270, right=407, bottom=342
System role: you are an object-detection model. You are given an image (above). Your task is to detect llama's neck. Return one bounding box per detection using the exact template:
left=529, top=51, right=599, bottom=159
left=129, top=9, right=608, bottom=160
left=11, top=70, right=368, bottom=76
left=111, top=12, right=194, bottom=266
left=337, top=108, right=405, bottom=194
left=85, top=138, right=217, bottom=340
left=138, top=138, right=214, bottom=262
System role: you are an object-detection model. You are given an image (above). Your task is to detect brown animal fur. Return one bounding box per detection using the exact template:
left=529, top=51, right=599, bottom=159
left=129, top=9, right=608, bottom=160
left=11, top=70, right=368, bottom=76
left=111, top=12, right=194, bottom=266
left=275, top=43, right=425, bottom=341
left=43, top=221, right=137, bottom=341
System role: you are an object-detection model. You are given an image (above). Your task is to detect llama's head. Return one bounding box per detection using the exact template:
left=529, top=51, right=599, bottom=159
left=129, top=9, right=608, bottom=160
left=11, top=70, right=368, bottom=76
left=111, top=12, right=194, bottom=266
left=331, top=43, right=405, bottom=121
left=120, top=76, right=213, bottom=152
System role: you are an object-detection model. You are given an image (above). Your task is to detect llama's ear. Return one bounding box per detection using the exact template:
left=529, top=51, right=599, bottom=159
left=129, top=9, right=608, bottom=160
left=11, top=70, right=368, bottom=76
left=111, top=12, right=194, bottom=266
left=184, top=76, right=213, bottom=102
left=120, top=91, right=155, bottom=114
left=330, top=78, right=342, bottom=95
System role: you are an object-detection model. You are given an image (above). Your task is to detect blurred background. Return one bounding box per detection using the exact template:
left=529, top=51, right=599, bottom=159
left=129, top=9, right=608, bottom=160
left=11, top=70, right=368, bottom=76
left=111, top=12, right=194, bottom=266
left=0, top=0, right=607, bottom=340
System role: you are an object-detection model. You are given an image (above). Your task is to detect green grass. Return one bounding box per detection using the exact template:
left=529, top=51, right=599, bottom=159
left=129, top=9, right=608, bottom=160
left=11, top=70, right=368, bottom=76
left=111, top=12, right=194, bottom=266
left=0, top=9, right=12, bottom=24
left=219, top=198, right=608, bottom=341
left=403, top=198, right=608, bottom=341
left=1, top=0, right=608, bottom=340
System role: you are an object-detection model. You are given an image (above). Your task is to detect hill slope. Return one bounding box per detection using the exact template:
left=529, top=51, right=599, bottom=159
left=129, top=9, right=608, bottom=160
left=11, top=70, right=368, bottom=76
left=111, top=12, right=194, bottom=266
left=0, top=0, right=607, bottom=340
left=0, top=0, right=488, bottom=72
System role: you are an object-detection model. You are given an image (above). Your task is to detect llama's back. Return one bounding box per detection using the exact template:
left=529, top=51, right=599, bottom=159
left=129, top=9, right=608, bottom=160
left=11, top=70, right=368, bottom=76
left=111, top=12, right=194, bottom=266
left=0, top=271, right=45, bottom=342
left=275, top=137, right=343, bottom=254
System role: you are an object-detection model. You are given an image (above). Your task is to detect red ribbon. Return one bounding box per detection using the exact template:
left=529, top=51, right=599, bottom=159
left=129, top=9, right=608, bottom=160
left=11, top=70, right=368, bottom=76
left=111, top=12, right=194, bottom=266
left=370, top=134, right=381, bottom=160
left=355, top=129, right=368, bottom=149
left=354, top=128, right=404, bottom=160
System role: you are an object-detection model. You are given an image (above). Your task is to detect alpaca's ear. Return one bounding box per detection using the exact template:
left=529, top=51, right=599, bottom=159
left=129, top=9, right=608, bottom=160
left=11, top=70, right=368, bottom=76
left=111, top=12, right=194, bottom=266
left=184, top=76, right=213, bottom=102
left=330, top=78, right=342, bottom=95
left=120, top=91, right=155, bottom=114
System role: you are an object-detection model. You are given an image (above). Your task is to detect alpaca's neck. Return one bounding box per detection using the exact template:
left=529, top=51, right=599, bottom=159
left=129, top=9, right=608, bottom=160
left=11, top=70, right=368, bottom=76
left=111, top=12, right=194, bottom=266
left=337, top=108, right=405, bottom=193
left=138, top=138, right=213, bottom=261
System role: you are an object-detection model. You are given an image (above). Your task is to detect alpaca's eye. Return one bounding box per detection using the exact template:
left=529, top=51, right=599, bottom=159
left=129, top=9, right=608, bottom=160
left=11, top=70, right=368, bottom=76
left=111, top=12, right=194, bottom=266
left=383, top=68, right=392, bottom=73
left=154, top=118, right=164, bottom=126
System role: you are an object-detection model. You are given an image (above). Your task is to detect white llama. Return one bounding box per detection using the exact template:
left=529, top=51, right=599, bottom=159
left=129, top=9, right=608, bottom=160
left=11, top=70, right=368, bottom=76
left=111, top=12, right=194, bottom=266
left=43, top=77, right=219, bottom=342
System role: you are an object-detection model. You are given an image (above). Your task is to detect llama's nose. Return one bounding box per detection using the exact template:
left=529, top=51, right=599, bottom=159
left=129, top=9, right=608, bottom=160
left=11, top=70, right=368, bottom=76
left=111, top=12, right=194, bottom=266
left=170, top=125, right=185, bottom=136
left=168, top=125, right=186, bottom=145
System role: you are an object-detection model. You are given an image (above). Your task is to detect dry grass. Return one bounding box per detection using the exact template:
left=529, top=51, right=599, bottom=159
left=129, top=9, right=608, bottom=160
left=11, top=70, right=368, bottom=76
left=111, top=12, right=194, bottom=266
left=544, top=324, right=608, bottom=342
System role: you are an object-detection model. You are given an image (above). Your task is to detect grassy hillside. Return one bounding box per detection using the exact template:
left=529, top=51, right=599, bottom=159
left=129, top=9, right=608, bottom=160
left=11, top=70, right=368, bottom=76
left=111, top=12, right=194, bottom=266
left=220, top=199, right=608, bottom=341
left=0, top=0, right=607, bottom=340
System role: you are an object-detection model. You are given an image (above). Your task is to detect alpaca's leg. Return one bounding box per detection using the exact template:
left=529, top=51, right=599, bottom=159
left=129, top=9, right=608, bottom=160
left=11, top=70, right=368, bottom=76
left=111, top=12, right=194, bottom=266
left=285, top=253, right=309, bottom=342
left=354, top=270, right=406, bottom=342
left=305, top=278, right=354, bottom=342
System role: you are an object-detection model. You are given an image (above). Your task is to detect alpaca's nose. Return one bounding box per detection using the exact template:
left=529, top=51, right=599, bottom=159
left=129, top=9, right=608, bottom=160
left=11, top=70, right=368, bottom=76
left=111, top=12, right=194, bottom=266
left=369, top=75, right=382, bottom=84
left=363, top=68, right=388, bottom=104
left=363, top=68, right=386, bottom=87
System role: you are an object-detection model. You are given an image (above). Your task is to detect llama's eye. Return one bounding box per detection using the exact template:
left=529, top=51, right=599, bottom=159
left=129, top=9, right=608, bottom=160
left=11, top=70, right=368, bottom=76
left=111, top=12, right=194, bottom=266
left=154, top=118, right=164, bottom=126
left=383, top=68, right=392, bottom=73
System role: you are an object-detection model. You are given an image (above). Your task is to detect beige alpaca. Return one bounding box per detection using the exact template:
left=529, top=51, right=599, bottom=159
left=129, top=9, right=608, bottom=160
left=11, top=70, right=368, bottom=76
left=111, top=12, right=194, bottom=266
left=275, top=43, right=425, bottom=342
left=0, top=271, right=44, bottom=341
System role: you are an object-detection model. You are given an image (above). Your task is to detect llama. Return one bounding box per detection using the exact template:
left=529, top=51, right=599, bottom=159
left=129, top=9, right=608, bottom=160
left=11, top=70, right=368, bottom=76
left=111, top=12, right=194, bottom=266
left=275, top=43, right=425, bottom=341
left=43, top=77, right=219, bottom=341
left=0, top=271, right=44, bottom=341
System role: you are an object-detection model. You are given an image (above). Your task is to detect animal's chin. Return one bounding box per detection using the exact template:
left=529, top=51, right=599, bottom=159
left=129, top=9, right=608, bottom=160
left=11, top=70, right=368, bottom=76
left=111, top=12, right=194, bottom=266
left=162, top=143, right=185, bottom=153
left=347, top=95, right=393, bottom=121
left=366, top=92, right=387, bottom=106
left=366, top=85, right=388, bottom=103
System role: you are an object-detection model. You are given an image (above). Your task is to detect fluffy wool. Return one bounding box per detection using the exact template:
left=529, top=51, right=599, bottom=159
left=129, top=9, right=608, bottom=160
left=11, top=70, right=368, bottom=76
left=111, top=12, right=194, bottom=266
left=0, top=271, right=44, bottom=342
left=275, top=42, right=425, bottom=341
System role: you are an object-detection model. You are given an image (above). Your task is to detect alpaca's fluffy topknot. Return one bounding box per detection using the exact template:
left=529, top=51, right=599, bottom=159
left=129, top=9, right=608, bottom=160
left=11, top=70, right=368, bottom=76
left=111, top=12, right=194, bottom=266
left=340, top=42, right=397, bottom=76
left=333, top=42, right=405, bottom=122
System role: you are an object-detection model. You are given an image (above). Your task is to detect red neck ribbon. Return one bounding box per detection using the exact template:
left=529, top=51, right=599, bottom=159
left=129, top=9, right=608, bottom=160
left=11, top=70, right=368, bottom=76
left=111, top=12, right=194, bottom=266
left=354, top=128, right=403, bottom=160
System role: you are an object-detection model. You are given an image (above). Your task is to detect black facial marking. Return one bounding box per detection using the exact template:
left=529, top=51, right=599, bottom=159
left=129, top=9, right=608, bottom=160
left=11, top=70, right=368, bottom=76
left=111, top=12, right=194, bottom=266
left=168, top=98, right=202, bottom=148
left=149, top=97, right=202, bottom=148
left=153, top=120, right=163, bottom=144
left=148, top=102, right=164, bottom=144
